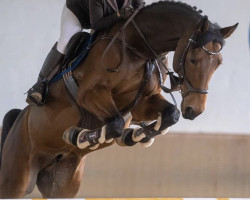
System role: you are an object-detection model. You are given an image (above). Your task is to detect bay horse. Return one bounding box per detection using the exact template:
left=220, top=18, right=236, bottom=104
left=0, top=1, right=237, bottom=198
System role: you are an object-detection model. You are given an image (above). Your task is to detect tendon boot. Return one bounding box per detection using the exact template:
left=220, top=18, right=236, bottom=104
left=26, top=43, right=64, bottom=105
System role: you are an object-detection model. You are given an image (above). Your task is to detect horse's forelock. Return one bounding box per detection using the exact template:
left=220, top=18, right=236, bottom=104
left=193, top=23, right=225, bottom=48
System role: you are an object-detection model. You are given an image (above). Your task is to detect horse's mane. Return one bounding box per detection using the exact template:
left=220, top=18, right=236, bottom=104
left=143, top=0, right=225, bottom=47
left=144, top=0, right=203, bottom=18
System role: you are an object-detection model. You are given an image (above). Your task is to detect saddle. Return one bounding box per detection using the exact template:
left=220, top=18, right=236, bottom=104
left=64, top=31, right=91, bottom=67
left=50, top=31, right=95, bottom=84
left=51, top=31, right=105, bottom=129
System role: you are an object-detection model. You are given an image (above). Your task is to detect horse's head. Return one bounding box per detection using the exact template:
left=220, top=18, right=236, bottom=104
left=173, top=17, right=238, bottom=120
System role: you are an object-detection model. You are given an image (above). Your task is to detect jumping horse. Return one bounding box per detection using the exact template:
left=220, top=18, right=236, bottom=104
left=0, top=1, right=237, bottom=198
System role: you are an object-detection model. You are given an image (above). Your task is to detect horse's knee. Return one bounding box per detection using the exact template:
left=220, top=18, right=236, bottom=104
left=106, top=115, right=125, bottom=139
left=155, top=105, right=180, bottom=131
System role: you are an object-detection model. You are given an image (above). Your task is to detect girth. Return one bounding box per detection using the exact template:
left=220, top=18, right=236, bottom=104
left=120, top=60, right=155, bottom=115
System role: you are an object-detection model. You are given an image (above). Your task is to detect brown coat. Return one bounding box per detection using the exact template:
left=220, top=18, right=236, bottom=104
left=66, top=0, right=144, bottom=31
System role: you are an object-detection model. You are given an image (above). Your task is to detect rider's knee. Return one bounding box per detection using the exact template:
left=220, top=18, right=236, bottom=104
left=57, top=38, right=71, bottom=54
left=106, top=115, right=125, bottom=139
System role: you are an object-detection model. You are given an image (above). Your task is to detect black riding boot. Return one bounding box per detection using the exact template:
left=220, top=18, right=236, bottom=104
left=26, top=43, right=64, bottom=105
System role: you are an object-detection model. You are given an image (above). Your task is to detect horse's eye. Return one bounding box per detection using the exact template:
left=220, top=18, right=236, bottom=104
left=190, top=58, right=197, bottom=65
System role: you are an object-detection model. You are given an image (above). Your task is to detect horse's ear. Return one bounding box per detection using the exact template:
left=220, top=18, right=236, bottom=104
left=197, top=16, right=209, bottom=33
left=220, top=23, right=239, bottom=39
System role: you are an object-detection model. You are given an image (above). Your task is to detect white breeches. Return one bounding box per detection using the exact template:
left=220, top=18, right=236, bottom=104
left=56, top=3, right=82, bottom=54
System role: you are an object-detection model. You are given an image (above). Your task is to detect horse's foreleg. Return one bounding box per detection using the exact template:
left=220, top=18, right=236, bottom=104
left=132, top=93, right=180, bottom=126
left=37, top=154, right=85, bottom=198
left=63, top=84, right=125, bottom=149
left=117, top=93, right=180, bottom=147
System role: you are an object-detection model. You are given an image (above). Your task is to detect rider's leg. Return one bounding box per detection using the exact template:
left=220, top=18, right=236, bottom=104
left=26, top=44, right=64, bottom=105
left=57, top=3, right=82, bottom=54
left=27, top=3, right=82, bottom=105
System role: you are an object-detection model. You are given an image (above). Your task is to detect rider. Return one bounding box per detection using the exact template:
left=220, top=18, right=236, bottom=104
left=26, top=0, right=145, bottom=105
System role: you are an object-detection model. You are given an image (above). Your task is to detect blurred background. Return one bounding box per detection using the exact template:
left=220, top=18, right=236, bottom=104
left=0, top=0, right=250, bottom=198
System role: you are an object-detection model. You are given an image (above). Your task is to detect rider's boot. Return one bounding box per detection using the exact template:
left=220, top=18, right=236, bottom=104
left=26, top=43, right=64, bottom=105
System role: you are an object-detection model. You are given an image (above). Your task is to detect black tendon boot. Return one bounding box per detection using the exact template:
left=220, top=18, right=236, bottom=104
left=26, top=43, right=64, bottom=105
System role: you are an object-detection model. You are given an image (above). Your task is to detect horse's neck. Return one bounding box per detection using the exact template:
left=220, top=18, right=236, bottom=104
left=130, top=2, right=202, bottom=55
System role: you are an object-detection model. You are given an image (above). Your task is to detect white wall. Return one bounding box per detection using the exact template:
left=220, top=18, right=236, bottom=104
left=0, top=0, right=249, bottom=134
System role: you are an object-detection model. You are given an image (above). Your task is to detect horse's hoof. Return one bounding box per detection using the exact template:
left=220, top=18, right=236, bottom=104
left=105, top=138, right=114, bottom=143
left=132, top=127, right=146, bottom=142
left=115, top=137, right=127, bottom=147
left=89, top=143, right=100, bottom=150
left=63, top=126, right=82, bottom=145
left=140, top=138, right=155, bottom=147
left=161, top=127, right=170, bottom=135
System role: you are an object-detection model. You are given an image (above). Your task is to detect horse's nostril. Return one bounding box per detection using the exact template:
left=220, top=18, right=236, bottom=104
left=184, top=107, right=195, bottom=120
left=185, top=107, right=193, bottom=115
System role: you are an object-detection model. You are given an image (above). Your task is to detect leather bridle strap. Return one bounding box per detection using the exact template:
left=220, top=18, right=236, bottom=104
left=120, top=60, right=154, bottom=115
left=131, top=19, right=178, bottom=106
left=131, top=19, right=180, bottom=88
left=178, top=36, right=210, bottom=97
left=101, top=3, right=145, bottom=72
left=102, top=4, right=178, bottom=106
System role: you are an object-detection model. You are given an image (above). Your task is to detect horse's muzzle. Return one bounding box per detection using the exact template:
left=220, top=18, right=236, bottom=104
left=183, top=107, right=200, bottom=120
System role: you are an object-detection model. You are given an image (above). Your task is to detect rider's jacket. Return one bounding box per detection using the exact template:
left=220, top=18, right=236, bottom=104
left=66, top=0, right=144, bottom=31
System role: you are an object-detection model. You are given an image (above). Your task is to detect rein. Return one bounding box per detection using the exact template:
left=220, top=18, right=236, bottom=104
left=101, top=3, right=145, bottom=72
left=65, top=8, right=223, bottom=122
left=131, top=17, right=223, bottom=98
left=100, top=4, right=178, bottom=106
left=63, top=4, right=152, bottom=119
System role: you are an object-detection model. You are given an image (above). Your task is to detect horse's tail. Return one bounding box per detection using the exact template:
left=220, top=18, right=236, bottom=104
left=0, top=109, right=22, bottom=168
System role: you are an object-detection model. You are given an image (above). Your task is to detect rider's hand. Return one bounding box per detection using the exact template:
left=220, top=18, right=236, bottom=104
left=119, top=5, right=134, bottom=20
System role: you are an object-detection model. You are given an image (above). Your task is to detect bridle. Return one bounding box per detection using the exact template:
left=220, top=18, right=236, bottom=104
left=61, top=7, right=224, bottom=124
left=131, top=16, right=223, bottom=99
left=101, top=6, right=223, bottom=108
left=176, top=33, right=222, bottom=98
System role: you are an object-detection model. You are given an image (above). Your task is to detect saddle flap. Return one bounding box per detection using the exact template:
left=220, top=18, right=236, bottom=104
left=63, top=32, right=91, bottom=66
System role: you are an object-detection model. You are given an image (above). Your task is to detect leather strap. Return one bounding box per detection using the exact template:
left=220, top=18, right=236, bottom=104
left=131, top=20, right=178, bottom=105
left=63, top=72, right=79, bottom=100
left=120, top=60, right=154, bottom=115
left=101, top=3, right=144, bottom=72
